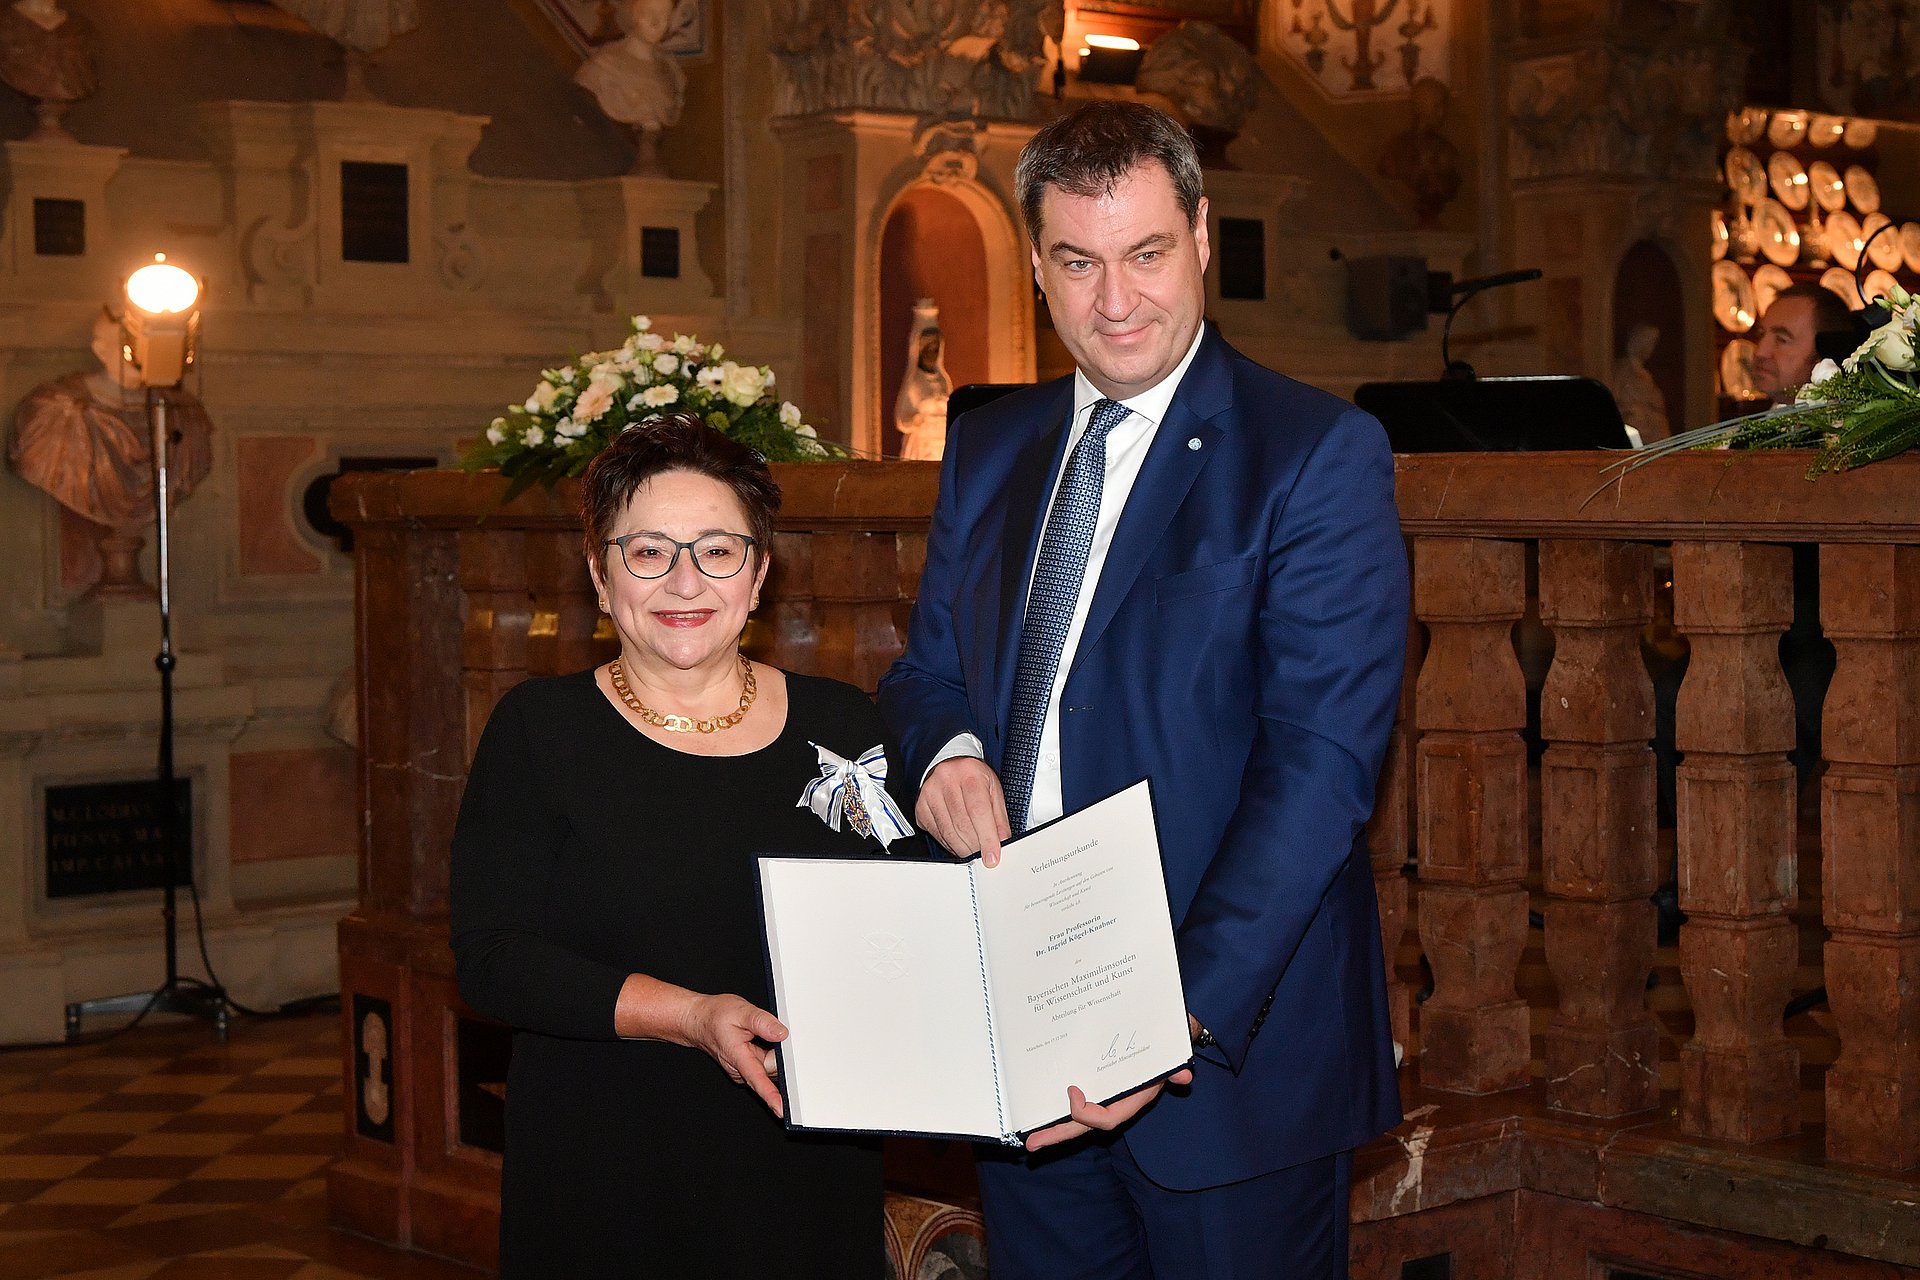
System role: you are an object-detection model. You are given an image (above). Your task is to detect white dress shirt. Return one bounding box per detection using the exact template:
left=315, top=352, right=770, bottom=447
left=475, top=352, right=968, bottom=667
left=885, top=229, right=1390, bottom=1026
left=928, top=321, right=1209, bottom=831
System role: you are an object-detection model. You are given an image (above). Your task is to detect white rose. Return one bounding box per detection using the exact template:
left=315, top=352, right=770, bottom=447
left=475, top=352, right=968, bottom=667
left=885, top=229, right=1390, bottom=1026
left=556, top=418, right=590, bottom=442
left=631, top=315, right=652, bottom=332
left=525, top=381, right=560, bottom=413
left=719, top=362, right=765, bottom=406
left=636, top=332, right=666, bottom=353
left=486, top=419, right=507, bottom=445
left=1878, top=326, right=1917, bottom=371
left=1808, top=358, right=1840, bottom=388
left=779, top=401, right=802, bottom=427
left=653, top=353, right=680, bottom=376
left=524, top=425, right=546, bottom=446
left=574, top=380, right=616, bottom=423
left=797, top=423, right=817, bottom=439
left=672, top=333, right=699, bottom=355
left=642, top=384, right=680, bottom=407
left=761, top=366, right=776, bottom=388
left=555, top=365, right=576, bottom=383
left=696, top=365, right=725, bottom=390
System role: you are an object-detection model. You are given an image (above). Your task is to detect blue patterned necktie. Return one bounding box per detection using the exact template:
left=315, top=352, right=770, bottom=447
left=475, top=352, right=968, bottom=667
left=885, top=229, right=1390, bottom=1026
left=1002, top=397, right=1131, bottom=833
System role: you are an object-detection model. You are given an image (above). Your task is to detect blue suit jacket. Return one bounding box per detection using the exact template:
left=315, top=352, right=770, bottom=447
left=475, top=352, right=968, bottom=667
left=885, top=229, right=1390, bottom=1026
left=876, top=327, right=1408, bottom=1190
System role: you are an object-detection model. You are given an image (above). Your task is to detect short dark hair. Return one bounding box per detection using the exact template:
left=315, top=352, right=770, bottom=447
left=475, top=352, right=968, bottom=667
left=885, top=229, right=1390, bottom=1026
left=1772, top=282, right=1856, bottom=339
left=579, top=413, right=781, bottom=565
left=1014, top=101, right=1204, bottom=248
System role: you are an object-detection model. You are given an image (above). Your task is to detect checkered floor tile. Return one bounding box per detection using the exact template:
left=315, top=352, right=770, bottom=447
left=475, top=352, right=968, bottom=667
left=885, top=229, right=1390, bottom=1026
left=0, top=1011, right=477, bottom=1279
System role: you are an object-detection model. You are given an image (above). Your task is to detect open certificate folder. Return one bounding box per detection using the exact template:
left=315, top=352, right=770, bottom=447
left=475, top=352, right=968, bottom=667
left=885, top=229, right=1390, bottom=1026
left=755, top=780, right=1191, bottom=1144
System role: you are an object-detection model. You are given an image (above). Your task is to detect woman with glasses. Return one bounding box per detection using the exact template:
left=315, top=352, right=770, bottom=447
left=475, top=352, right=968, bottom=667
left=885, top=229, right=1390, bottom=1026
left=451, top=414, right=904, bottom=1278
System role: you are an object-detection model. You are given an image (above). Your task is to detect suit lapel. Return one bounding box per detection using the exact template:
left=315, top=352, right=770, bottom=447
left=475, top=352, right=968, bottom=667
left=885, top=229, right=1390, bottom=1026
left=1069, top=330, right=1236, bottom=676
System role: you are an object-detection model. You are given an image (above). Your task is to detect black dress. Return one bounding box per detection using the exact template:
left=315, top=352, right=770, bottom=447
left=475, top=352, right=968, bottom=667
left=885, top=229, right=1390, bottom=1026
left=450, top=668, right=896, bottom=1279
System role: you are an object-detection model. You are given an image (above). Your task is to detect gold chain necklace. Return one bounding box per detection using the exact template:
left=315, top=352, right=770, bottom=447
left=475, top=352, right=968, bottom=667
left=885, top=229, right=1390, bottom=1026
left=609, top=654, right=756, bottom=733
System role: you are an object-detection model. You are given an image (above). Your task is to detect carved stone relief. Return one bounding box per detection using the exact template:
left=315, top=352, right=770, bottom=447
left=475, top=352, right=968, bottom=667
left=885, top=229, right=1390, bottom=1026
left=1508, top=31, right=1741, bottom=183
left=769, top=0, right=1061, bottom=120
left=1275, top=0, right=1451, bottom=98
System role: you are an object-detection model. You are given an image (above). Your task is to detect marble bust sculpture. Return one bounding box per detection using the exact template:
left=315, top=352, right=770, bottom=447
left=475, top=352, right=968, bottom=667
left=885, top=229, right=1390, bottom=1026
left=7, top=310, right=215, bottom=596
left=0, top=0, right=98, bottom=140
left=575, top=0, right=686, bottom=175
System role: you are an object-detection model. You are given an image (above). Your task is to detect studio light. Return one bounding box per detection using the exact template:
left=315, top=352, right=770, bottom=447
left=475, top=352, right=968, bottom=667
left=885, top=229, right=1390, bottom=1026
left=122, top=253, right=201, bottom=388
left=66, top=252, right=226, bottom=1041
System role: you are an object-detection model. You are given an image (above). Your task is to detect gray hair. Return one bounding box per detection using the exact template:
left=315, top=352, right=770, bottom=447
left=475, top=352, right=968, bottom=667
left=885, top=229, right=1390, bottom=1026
left=1014, top=101, right=1205, bottom=248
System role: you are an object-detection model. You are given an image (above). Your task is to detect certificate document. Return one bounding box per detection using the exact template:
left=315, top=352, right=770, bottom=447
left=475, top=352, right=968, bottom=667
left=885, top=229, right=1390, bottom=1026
left=755, top=780, right=1191, bottom=1143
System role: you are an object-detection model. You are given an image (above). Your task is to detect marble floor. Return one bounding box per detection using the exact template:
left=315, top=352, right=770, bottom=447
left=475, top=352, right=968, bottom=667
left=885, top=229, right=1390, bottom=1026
left=0, top=1008, right=477, bottom=1280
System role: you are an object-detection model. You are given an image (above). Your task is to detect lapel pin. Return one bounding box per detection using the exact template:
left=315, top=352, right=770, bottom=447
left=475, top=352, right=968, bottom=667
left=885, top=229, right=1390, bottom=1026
left=1187, top=437, right=1202, bottom=450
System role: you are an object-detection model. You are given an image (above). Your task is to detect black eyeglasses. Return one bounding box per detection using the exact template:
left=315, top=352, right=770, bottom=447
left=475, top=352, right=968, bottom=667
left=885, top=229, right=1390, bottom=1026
left=603, top=532, right=758, bottom=580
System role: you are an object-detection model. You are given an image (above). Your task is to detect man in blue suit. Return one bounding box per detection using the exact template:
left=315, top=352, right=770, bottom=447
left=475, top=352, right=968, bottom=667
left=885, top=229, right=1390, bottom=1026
left=876, top=102, right=1408, bottom=1278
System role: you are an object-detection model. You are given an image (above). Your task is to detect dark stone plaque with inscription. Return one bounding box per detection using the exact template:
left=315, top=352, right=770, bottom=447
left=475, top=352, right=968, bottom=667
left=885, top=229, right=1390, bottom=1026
left=44, top=779, right=191, bottom=899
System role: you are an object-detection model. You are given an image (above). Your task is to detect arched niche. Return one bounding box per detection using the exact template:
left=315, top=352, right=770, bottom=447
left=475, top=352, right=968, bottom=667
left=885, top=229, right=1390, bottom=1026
left=865, top=169, right=1032, bottom=457
left=877, top=185, right=990, bottom=458
left=1611, top=239, right=1687, bottom=442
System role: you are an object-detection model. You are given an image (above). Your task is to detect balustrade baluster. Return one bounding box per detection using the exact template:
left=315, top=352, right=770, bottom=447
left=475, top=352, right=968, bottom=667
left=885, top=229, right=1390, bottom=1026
left=525, top=531, right=599, bottom=677
left=753, top=529, right=818, bottom=672
left=1671, top=541, right=1799, bottom=1144
left=812, top=530, right=904, bottom=691
left=1537, top=539, right=1660, bottom=1116
left=1820, top=544, right=1920, bottom=1170
left=1414, top=537, right=1531, bottom=1093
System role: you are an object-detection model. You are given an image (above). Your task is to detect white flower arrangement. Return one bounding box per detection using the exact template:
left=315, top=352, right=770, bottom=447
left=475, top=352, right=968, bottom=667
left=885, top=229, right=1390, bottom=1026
left=463, top=315, right=836, bottom=496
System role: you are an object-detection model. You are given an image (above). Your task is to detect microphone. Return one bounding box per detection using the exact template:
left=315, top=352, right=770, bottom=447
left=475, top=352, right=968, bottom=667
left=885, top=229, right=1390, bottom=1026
left=1440, top=268, right=1545, bottom=299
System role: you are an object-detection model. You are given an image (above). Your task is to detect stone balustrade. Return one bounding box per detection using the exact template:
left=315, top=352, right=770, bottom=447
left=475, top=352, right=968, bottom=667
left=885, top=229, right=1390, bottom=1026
left=329, top=452, right=1920, bottom=1273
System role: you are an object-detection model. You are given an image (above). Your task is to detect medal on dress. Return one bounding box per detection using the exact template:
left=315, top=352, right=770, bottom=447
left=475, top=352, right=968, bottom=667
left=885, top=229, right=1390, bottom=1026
left=797, top=743, right=913, bottom=851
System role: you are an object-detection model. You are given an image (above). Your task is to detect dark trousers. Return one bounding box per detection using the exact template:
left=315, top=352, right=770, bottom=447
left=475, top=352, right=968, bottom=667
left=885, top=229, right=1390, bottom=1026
left=975, top=1134, right=1351, bottom=1280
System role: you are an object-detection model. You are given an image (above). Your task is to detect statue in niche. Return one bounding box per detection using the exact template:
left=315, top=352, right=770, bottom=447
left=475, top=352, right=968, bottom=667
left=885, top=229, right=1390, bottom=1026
left=1606, top=323, right=1671, bottom=444
left=894, top=300, right=953, bottom=462
left=1135, top=22, right=1260, bottom=169
left=1378, top=75, right=1461, bottom=228
left=7, top=309, right=215, bottom=598
left=0, top=0, right=98, bottom=141
left=269, top=0, right=420, bottom=100
left=575, top=0, right=685, bottom=176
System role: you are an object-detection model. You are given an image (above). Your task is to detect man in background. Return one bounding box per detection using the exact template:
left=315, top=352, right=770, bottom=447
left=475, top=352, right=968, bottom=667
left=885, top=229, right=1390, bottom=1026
left=1752, top=283, right=1856, bottom=403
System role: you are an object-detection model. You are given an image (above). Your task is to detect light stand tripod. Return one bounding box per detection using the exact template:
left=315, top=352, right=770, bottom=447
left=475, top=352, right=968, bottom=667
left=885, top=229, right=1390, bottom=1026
left=66, top=260, right=228, bottom=1042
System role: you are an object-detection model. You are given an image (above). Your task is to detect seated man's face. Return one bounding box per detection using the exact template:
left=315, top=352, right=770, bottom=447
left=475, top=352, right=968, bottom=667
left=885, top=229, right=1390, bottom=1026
left=1752, top=296, right=1818, bottom=404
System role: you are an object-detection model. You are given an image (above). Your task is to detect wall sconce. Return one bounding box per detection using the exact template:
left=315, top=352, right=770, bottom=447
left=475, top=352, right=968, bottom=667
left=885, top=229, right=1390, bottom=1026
left=1078, top=33, right=1143, bottom=85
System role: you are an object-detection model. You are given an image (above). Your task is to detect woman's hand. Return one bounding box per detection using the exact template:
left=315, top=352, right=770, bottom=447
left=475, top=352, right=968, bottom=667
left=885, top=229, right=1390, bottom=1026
left=613, top=974, right=789, bottom=1117
left=676, top=993, right=789, bottom=1117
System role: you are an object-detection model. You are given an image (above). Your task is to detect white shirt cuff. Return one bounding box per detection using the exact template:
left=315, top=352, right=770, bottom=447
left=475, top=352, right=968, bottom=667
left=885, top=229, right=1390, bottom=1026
left=922, top=733, right=986, bottom=785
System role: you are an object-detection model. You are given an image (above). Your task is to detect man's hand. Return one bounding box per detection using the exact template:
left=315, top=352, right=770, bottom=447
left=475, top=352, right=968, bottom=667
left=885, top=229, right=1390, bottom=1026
left=1023, top=1067, right=1194, bottom=1152
left=916, top=757, right=1011, bottom=867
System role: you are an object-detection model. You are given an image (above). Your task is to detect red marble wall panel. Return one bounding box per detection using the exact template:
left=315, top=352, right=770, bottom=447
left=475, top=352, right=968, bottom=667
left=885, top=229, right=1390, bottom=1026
left=229, top=746, right=359, bottom=863
left=236, top=436, right=324, bottom=576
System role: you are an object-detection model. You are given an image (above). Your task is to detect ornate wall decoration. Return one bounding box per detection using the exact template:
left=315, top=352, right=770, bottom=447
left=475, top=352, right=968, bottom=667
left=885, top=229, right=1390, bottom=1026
left=1274, top=0, right=1452, bottom=98
left=1815, top=0, right=1920, bottom=120
left=768, top=0, right=1061, bottom=120
left=1508, top=32, right=1742, bottom=183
